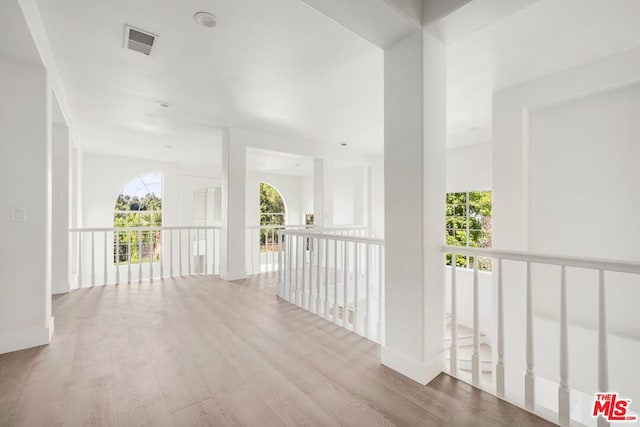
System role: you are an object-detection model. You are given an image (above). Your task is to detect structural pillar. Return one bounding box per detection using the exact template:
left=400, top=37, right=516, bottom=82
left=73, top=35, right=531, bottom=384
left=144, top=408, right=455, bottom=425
left=382, top=30, right=446, bottom=384
left=0, top=57, right=53, bottom=354
left=220, top=128, right=248, bottom=281
left=52, top=118, right=71, bottom=294
left=313, top=158, right=333, bottom=227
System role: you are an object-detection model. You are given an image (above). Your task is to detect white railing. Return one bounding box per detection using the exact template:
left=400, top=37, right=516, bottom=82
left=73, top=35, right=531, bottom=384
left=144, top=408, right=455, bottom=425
left=442, top=245, right=640, bottom=427
left=246, top=225, right=311, bottom=274
left=245, top=224, right=373, bottom=274
left=321, top=225, right=374, bottom=237
left=280, top=229, right=385, bottom=343
left=70, top=226, right=221, bottom=287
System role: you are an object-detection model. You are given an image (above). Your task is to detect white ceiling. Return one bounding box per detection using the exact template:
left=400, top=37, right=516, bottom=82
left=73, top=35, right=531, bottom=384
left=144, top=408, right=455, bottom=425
left=446, top=0, right=640, bottom=147
left=30, top=0, right=640, bottom=159
left=247, top=148, right=314, bottom=177
left=35, top=0, right=384, bottom=164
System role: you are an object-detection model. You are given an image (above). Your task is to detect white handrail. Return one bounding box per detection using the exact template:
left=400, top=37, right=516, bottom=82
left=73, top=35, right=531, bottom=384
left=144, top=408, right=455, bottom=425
left=285, top=229, right=384, bottom=245
left=442, top=245, right=640, bottom=274
left=70, top=225, right=220, bottom=232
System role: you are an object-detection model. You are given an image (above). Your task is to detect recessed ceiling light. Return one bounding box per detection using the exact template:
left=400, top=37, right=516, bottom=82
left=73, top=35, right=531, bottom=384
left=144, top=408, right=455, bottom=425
left=194, top=11, right=217, bottom=28
left=156, top=101, right=170, bottom=108
left=340, top=142, right=347, bottom=147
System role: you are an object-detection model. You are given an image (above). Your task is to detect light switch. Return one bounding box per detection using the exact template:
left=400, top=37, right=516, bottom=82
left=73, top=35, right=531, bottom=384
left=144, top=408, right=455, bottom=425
left=11, top=208, right=27, bottom=223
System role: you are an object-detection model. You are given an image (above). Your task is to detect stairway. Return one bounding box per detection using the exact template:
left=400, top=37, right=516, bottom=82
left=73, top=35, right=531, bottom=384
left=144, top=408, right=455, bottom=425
left=446, top=318, right=493, bottom=380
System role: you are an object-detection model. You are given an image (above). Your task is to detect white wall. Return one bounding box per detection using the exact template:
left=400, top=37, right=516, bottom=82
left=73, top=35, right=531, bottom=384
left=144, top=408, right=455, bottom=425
left=492, top=47, right=640, bottom=408
left=333, top=167, right=356, bottom=225
left=446, top=141, right=492, bottom=192
left=0, top=59, right=53, bottom=353
left=82, top=152, right=180, bottom=228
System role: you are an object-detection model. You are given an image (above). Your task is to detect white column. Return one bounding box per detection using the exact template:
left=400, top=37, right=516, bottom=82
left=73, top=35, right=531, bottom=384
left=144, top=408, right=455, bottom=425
left=313, top=158, right=333, bottom=227
left=382, top=30, right=446, bottom=384
left=0, top=58, right=53, bottom=354
left=52, top=122, right=71, bottom=294
left=220, top=128, right=248, bottom=281
left=353, top=166, right=365, bottom=226
left=69, top=144, right=82, bottom=290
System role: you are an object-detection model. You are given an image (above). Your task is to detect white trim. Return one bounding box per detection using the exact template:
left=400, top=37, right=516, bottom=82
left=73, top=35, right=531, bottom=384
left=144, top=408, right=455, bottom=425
left=0, top=316, right=54, bottom=354
left=220, top=269, right=248, bottom=282
left=381, top=346, right=442, bottom=385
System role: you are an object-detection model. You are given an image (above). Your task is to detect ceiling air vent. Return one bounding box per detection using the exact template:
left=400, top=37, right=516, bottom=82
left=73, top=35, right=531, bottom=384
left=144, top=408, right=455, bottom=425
left=124, top=25, right=157, bottom=56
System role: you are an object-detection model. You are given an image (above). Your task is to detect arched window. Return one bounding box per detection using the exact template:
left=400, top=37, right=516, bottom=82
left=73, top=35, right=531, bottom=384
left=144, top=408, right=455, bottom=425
left=259, top=182, right=286, bottom=250
left=114, top=172, right=163, bottom=264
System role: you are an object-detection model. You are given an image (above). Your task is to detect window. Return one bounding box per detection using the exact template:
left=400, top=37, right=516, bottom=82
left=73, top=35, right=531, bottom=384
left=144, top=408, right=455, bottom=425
left=445, top=190, right=492, bottom=270
left=114, top=172, right=163, bottom=264
left=259, top=182, right=286, bottom=251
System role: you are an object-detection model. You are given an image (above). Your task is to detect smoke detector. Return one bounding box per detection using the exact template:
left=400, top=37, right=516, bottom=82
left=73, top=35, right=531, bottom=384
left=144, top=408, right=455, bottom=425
left=194, top=12, right=217, bottom=28
left=124, top=25, right=157, bottom=56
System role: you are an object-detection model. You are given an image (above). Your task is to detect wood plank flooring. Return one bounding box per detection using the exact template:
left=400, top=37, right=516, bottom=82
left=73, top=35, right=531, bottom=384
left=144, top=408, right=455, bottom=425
left=0, top=274, right=555, bottom=426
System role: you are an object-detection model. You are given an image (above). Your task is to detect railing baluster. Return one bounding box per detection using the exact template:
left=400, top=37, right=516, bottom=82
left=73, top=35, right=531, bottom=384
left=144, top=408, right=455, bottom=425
left=559, top=265, right=570, bottom=427
left=213, top=229, right=217, bottom=274
left=353, top=242, right=359, bottom=333
left=364, top=243, right=371, bottom=338
left=333, top=239, right=339, bottom=323
left=597, top=269, right=609, bottom=427
left=127, top=231, right=131, bottom=284
left=103, top=231, right=108, bottom=285
left=324, top=237, right=329, bottom=319
left=287, top=234, right=293, bottom=301
left=496, top=258, right=505, bottom=397
left=271, top=228, right=276, bottom=272
left=525, top=261, right=535, bottom=411
left=378, top=245, right=384, bottom=344
left=196, top=228, right=201, bottom=274
left=315, top=238, right=321, bottom=314
left=472, top=256, right=480, bottom=386
left=343, top=240, right=348, bottom=328
left=138, top=229, right=142, bottom=283
left=306, top=237, right=312, bottom=310
left=77, top=232, right=83, bottom=288
left=150, top=230, right=154, bottom=282
left=91, top=231, right=95, bottom=286
left=450, top=256, right=458, bottom=376
left=204, top=228, right=208, bottom=275
left=188, top=229, right=192, bottom=276
left=170, top=229, right=174, bottom=278
left=297, top=235, right=303, bottom=306
left=160, top=230, right=164, bottom=279
left=115, top=231, right=120, bottom=285
left=179, top=229, right=183, bottom=276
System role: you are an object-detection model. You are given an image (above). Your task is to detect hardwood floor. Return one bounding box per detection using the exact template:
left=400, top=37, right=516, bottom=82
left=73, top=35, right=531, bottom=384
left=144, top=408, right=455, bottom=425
left=0, top=274, right=554, bottom=426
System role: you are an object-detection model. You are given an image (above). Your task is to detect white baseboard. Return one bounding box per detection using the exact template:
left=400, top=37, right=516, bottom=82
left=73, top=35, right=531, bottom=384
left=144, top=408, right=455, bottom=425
left=0, top=316, right=54, bottom=355
left=220, top=269, right=248, bottom=281
left=381, top=346, right=443, bottom=385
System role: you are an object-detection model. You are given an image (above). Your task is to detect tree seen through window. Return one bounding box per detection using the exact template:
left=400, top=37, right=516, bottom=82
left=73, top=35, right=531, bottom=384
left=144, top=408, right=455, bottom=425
left=114, top=172, right=163, bottom=264
left=445, top=190, right=492, bottom=270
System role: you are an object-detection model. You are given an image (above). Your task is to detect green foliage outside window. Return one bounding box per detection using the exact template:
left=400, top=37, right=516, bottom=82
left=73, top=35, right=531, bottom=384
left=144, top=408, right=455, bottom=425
left=446, top=191, right=492, bottom=270
left=114, top=192, right=162, bottom=264
left=259, top=183, right=285, bottom=251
